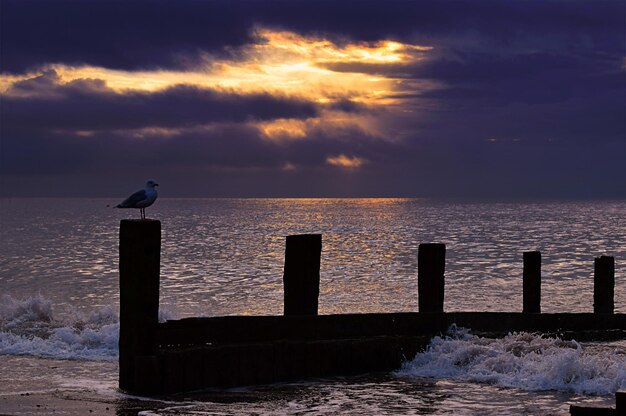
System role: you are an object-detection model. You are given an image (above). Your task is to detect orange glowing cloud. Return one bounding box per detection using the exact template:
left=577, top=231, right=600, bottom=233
left=326, top=154, right=367, bottom=169
left=251, top=29, right=431, bottom=65
left=1, top=28, right=432, bottom=105
left=282, top=162, right=297, bottom=171
left=0, top=28, right=435, bottom=142
left=257, top=118, right=309, bottom=140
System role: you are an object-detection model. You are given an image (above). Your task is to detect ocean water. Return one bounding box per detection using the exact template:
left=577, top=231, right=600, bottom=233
left=0, top=198, right=624, bottom=414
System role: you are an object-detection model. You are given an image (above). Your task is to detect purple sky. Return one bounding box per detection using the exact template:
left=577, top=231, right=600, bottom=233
left=1, top=0, right=624, bottom=198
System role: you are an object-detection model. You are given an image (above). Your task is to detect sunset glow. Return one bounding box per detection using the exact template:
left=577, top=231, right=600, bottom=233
left=326, top=154, right=367, bottom=169
left=1, top=28, right=430, bottom=107
left=2, top=0, right=621, bottom=198
left=257, top=118, right=310, bottom=140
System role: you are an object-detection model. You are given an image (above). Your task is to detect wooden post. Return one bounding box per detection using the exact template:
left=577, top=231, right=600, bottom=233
left=616, top=391, right=625, bottom=414
left=418, top=243, right=445, bottom=313
left=283, top=234, right=322, bottom=316
left=523, top=251, right=541, bottom=313
left=119, top=219, right=161, bottom=392
left=594, top=256, right=615, bottom=314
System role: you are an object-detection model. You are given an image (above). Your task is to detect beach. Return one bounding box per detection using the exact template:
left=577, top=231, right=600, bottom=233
left=1, top=198, right=625, bottom=415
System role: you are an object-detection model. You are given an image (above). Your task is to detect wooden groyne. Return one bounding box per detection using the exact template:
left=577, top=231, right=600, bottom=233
left=118, top=219, right=622, bottom=396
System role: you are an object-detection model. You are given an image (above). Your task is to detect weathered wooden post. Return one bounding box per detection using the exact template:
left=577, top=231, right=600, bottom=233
left=418, top=243, right=446, bottom=313
left=523, top=251, right=541, bottom=313
left=283, top=234, right=322, bottom=316
left=594, top=256, right=615, bottom=314
left=119, top=219, right=161, bottom=392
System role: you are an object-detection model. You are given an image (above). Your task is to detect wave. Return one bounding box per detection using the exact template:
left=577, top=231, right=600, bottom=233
left=0, top=294, right=174, bottom=361
left=396, top=325, right=626, bottom=395
left=0, top=294, right=119, bottom=360
left=4, top=293, right=626, bottom=396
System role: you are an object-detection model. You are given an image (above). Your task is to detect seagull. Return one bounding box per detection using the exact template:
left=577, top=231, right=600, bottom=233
left=116, top=180, right=159, bottom=219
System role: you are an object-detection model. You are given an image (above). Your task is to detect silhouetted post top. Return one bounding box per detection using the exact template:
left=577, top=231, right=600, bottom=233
left=283, top=234, right=322, bottom=316
left=121, top=218, right=161, bottom=224
left=418, top=243, right=446, bottom=313
left=594, top=256, right=615, bottom=314
left=523, top=251, right=541, bottom=314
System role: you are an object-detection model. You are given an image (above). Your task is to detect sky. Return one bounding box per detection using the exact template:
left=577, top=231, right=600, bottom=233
left=1, top=0, right=624, bottom=198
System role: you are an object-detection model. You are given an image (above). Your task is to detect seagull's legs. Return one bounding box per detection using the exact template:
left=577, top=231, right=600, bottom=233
left=140, top=208, right=145, bottom=220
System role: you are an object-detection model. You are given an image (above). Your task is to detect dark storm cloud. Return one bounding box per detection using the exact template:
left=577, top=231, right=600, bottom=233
left=0, top=115, right=384, bottom=179
left=2, top=0, right=622, bottom=72
left=324, top=49, right=623, bottom=113
left=4, top=119, right=622, bottom=199
left=0, top=123, right=272, bottom=175
left=413, top=52, right=624, bottom=104
left=3, top=71, right=318, bottom=132
left=401, top=51, right=625, bottom=146
left=1, top=0, right=253, bottom=72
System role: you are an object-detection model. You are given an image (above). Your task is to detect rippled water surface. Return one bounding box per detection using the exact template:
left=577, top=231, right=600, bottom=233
left=1, top=198, right=624, bottom=316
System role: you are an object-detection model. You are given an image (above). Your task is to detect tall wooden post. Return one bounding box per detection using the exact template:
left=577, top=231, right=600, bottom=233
left=523, top=251, right=541, bottom=313
left=418, top=243, right=446, bottom=313
left=594, top=256, right=615, bottom=314
left=283, top=234, right=322, bottom=316
left=119, top=219, right=161, bottom=391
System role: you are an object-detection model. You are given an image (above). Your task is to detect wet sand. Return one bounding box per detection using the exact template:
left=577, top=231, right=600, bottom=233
left=0, top=390, right=167, bottom=416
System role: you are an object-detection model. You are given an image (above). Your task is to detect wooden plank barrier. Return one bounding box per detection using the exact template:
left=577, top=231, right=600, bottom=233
left=119, top=222, right=622, bottom=396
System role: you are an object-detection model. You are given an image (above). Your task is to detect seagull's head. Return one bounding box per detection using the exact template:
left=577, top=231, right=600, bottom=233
left=146, top=180, right=159, bottom=188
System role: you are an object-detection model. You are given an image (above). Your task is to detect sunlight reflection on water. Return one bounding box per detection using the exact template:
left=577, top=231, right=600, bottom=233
left=0, top=198, right=624, bottom=318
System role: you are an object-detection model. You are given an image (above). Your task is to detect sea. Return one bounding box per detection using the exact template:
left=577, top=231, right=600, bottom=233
left=0, top=198, right=625, bottom=415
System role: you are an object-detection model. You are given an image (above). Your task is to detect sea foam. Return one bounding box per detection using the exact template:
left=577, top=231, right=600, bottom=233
left=0, top=294, right=119, bottom=360
left=0, top=294, right=174, bottom=361
left=397, top=325, right=626, bottom=395
left=3, top=293, right=626, bottom=396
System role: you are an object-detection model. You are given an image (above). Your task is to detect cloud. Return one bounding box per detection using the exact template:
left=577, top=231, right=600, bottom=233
left=2, top=1, right=622, bottom=73
left=2, top=28, right=429, bottom=108
left=1, top=101, right=396, bottom=177
left=3, top=121, right=623, bottom=198
left=3, top=71, right=319, bottom=133
left=1, top=0, right=254, bottom=73
left=326, top=154, right=367, bottom=169
left=0, top=0, right=623, bottom=198
left=2, top=27, right=425, bottom=144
